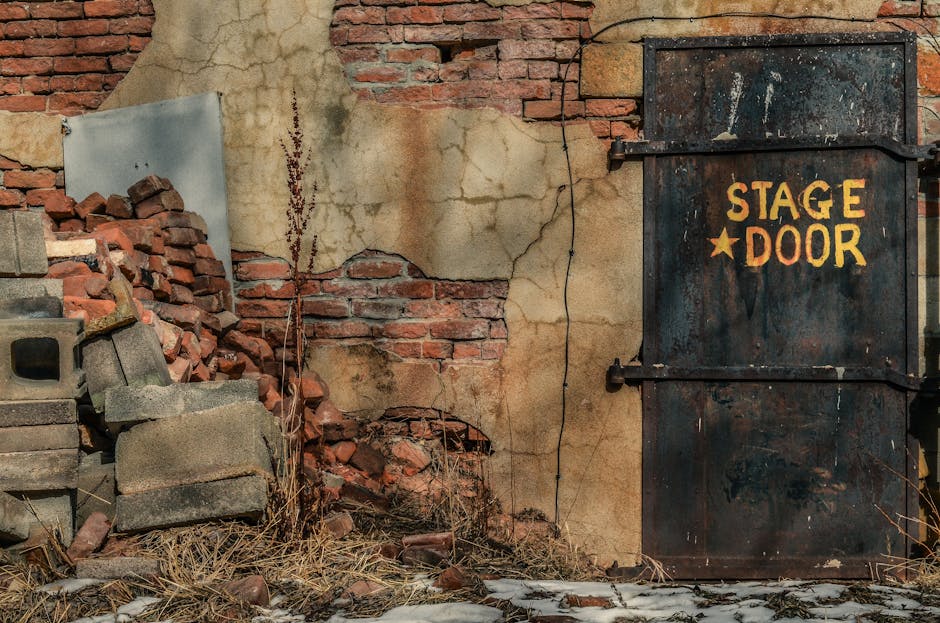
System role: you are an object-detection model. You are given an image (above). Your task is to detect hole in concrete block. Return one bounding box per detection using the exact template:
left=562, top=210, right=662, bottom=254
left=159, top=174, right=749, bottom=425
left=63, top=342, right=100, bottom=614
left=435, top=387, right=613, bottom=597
left=11, top=337, right=60, bottom=381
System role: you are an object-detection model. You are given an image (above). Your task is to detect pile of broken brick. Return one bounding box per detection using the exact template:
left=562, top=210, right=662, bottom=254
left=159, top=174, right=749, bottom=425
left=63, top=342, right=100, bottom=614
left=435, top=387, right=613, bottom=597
left=0, top=175, right=536, bottom=578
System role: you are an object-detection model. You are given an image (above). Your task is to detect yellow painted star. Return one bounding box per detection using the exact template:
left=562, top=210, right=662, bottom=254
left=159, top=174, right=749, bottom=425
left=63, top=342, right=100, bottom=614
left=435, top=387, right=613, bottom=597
left=709, top=227, right=739, bottom=259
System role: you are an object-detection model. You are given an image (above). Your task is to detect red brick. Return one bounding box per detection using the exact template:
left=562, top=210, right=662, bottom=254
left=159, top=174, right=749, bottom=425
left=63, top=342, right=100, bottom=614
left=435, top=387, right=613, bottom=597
left=170, top=284, right=195, bottom=305
left=528, top=60, right=560, bottom=79
left=371, top=85, right=432, bottom=103
left=90, top=226, right=132, bottom=251
left=0, top=4, right=29, bottom=20
left=468, top=60, right=497, bottom=79
left=36, top=190, right=76, bottom=218
left=167, top=265, right=195, bottom=286
left=74, top=192, right=107, bottom=219
left=337, top=46, right=382, bottom=63
left=560, top=2, right=592, bottom=18
left=235, top=260, right=291, bottom=281
left=585, top=98, right=638, bottom=117
left=0, top=57, right=54, bottom=77
left=405, top=300, right=460, bottom=318
left=108, top=52, right=138, bottom=71
left=411, top=65, right=439, bottom=81
left=442, top=4, right=500, bottom=21
left=165, top=245, right=196, bottom=267
left=461, top=299, right=503, bottom=318
left=127, top=34, right=149, bottom=51
left=309, top=320, right=372, bottom=338
left=878, top=0, right=921, bottom=15
left=347, top=259, right=403, bottom=278
left=0, top=42, right=26, bottom=57
left=421, top=340, right=453, bottom=359
left=498, top=60, right=528, bottom=80
left=610, top=120, right=640, bottom=140
left=322, top=279, right=376, bottom=297
left=386, top=45, right=440, bottom=63
left=52, top=57, right=108, bottom=77
left=192, top=275, right=228, bottom=295
left=352, top=299, right=402, bottom=319
left=452, top=341, right=482, bottom=359
left=347, top=25, right=396, bottom=43
left=61, top=276, right=87, bottom=298
left=498, top=39, right=555, bottom=60
left=489, top=319, right=508, bottom=338
left=58, top=218, right=85, bottom=232
left=109, top=16, right=156, bottom=34
left=379, top=321, right=428, bottom=339
left=64, top=296, right=116, bottom=322
left=353, top=66, right=407, bottom=83
left=387, top=6, right=444, bottom=23
left=3, top=169, right=56, bottom=189
left=56, top=19, right=109, bottom=37
left=75, top=35, right=128, bottom=55
left=382, top=341, right=422, bottom=358
left=5, top=20, right=57, bottom=39
left=48, top=92, right=107, bottom=112
left=330, top=26, right=349, bottom=46
left=430, top=79, right=550, bottom=100
left=31, top=2, right=85, bottom=19
left=194, top=257, right=225, bottom=277
left=48, top=260, right=92, bottom=279
left=23, top=38, right=75, bottom=57
left=236, top=299, right=289, bottom=318
left=376, top=279, right=433, bottom=298
left=22, top=76, right=51, bottom=93
left=223, top=329, right=275, bottom=361
left=429, top=319, right=489, bottom=340
left=301, top=298, right=349, bottom=318
left=333, top=6, right=386, bottom=24
left=436, top=280, right=508, bottom=299
left=504, top=3, right=561, bottom=18
left=84, top=0, right=138, bottom=17
left=0, top=188, right=25, bottom=207
left=193, top=243, right=215, bottom=259
left=402, top=25, right=461, bottom=43
left=520, top=19, right=580, bottom=39
left=465, top=24, right=523, bottom=44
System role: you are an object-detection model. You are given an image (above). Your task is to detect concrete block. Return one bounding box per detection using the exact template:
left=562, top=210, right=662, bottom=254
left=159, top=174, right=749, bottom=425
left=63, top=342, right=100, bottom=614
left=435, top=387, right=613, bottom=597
left=110, top=322, right=172, bottom=389
left=115, top=401, right=275, bottom=495
left=0, top=491, right=31, bottom=543
left=0, top=277, right=62, bottom=301
left=0, top=449, right=78, bottom=492
left=0, top=424, right=78, bottom=453
left=17, top=491, right=73, bottom=545
left=0, top=318, right=85, bottom=400
left=0, top=210, right=48, bottom=277
left=114, top=475, right=268, bottom=532
left=580, top=42, right=643, bottom=98
left=75, top=556, right=162, bottom=579
left=0, top=399, right=76, bottom=427
left=82, top=336, right=126, bottom=412
left=77, top=452, right=115, bottom=525
left=0, top=296, right=62, bottom=319
left=104, top=379, right=258, bottom=432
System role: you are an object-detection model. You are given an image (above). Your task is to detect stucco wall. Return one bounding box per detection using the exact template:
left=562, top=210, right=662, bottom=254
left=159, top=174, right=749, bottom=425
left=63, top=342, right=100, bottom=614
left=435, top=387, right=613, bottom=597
left=6, top=0, right=935, bottom=563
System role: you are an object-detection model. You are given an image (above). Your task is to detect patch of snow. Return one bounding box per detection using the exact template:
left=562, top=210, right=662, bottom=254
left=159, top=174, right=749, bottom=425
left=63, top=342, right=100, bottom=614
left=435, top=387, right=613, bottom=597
left=326, top=603, right=503, bottom=623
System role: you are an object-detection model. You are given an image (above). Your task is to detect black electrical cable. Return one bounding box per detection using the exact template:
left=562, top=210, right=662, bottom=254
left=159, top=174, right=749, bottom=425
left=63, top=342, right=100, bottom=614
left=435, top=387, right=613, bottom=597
left=553, top=11, right=885, bottom=526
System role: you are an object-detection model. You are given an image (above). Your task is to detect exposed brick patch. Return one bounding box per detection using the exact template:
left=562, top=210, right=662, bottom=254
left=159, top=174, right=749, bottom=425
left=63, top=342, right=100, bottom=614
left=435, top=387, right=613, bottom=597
left=0, top=0, right=153, bottom=114
left=330, top=0, right=640, bottom=137
left=233, top=250, right=509, bottom=368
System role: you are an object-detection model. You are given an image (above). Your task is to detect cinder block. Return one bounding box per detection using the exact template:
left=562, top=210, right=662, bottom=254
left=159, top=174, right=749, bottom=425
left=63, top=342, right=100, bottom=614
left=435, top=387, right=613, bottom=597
left=0, top=449, right=79, bottom=492
left=17, top=491, right=73, bottom=545
left=110, top=322, right=172, bottom=388
left=104, top=379, right=258, bottom=432
left=0, top=318, right=85, bottom=400
left=0, top=210, right=48, bottom=277
left=115, top=401, right=276, bottom=495
left=0, top=491, right=32, bottom=543
left=114, top=475, right=268, bottom=533
left=0, top=296, right=62, bottom=319
left=82, top=336, right=127, bottom=412
left=0, top=277, right=63, bottom=301
left=0, top=399, right=76, bottom=427
left=0, top=424, right=78, bottom=453
left=77, top=452, right=115, bottom=525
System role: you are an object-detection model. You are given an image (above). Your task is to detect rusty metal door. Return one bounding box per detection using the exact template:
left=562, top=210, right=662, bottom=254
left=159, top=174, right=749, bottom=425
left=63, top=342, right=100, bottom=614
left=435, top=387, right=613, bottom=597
left=607, top=33, right=923, bottom=579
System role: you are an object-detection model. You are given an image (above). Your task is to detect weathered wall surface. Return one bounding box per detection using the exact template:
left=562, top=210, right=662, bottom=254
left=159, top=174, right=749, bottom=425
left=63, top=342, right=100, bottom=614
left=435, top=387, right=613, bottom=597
left=2, top=0, right=939, bottom=564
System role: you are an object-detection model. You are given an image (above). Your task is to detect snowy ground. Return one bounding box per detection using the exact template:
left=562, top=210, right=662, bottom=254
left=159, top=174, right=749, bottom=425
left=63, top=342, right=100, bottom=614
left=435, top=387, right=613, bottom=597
left=54, top=578, right=940, bottom=623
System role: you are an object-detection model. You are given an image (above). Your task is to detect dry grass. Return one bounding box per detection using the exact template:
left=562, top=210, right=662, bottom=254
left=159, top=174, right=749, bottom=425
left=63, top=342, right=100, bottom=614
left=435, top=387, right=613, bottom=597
left=0, top=454, right=602, bottom=623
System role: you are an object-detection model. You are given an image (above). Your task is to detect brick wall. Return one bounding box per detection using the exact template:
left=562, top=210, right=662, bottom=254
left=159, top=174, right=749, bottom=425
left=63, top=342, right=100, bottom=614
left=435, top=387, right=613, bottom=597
left=0, top=156, right=67, bottom=213
left=330, top=0, right=641, bottom=138
left=233, top=250, right=509, bottom=367
left=0, top=0, right=154, bottom=115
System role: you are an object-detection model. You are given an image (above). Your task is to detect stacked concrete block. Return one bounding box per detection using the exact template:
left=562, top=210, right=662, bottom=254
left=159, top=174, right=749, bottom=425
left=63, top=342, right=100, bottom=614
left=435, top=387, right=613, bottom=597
left=83, top=321, right=172, bottom=412
left=109, top=385, right=276, bottom=532
left=0, top=210, right=49, bottom=277
left=0, top=399, right=80, bottom=544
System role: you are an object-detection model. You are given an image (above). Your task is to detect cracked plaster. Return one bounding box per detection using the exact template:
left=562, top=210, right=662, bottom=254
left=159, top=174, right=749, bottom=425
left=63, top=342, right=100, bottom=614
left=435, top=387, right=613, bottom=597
left=0, top=112, right=64, bottom=169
